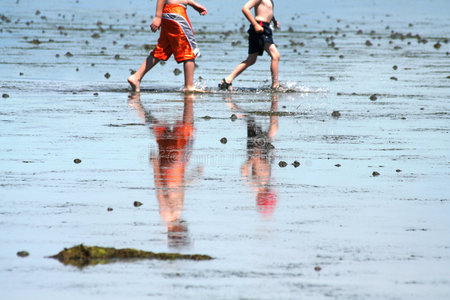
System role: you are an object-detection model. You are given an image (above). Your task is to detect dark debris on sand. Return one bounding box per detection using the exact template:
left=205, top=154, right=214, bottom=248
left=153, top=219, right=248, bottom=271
left=49, top=244, right=213, bottom=268
left=278, top=161, right=288, bottom=168
left=17, top=251, right=29, bottom=257
left=173, top=68, right=182, bottom=76
left=331, top=111, right=341, bottom=118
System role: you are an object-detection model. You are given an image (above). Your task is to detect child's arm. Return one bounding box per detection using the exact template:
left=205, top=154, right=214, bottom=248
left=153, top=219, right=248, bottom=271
left=150, top=0, right=165, bottom=32
left=242, top=0, right=264, bottom=33
left=272, top=16, right=280, bottom=29
left=187, top=0, right=207, bottom=15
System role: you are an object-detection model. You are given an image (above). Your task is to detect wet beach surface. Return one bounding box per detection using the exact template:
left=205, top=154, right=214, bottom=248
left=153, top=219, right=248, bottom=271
left=1, top=0, right=450, bottom=299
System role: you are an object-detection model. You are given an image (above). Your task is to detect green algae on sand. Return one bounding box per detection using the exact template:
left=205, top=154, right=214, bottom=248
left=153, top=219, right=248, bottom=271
left=50, top=244, right=213, bottom=267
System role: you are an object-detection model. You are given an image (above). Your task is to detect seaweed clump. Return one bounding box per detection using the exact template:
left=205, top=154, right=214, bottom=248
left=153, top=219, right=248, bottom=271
left=49, top=244, right=213, bottom=267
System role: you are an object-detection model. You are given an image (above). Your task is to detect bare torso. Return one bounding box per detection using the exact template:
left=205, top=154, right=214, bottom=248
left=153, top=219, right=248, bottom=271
left=165, top=0, right=189, bottom=5
left=254, top=0, right=274, bottom=23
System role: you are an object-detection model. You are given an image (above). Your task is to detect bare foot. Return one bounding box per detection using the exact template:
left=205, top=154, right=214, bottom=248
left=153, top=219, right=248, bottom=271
left=128, top=75, right=141, bottom=92
left=183, top=86, right=209, bottom=93
left=271, top=84, right=282, bottom=91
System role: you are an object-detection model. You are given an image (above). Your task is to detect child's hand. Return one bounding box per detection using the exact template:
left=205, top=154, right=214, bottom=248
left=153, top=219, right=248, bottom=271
left=274, top=21, right=280, bottom=29
left=194, top=4, right=207, bottom=15
left=150, top=17, right=161, bottom=32
left=255, top=23, right=264, bottom=33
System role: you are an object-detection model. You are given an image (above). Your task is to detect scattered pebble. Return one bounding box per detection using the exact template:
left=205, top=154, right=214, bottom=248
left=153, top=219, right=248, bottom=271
left=104, top=72, right=111, bottom=79
left=335, top=164, right=341, bottom=167
left=329, top=76, right=335, bottom=81
left=433, top=42, right=441, bottom=50
left=19, top=72, right=24, bottom=76
left=73, top=158, right=81, bottom=164
left=93, top=93, right=99, bottom=96
left=390, top=76, right=398, bottom=81
left=17, top=251, right=29, bottom=257
left=369, top=94, right=378, bottom=101
left=220, top=137, right=227, bottom=144
left=65, top=52, right=73, bottom=57
left=292, top=161, right=300, bottom=168
left=114, top=54, right=120, bottom=60
left=91, top=33, right=100, bottom=39
left=365, top=40, right=373, bottom=46
left=173, top=68, right=182, bottom=76
left=230, top=114, right=237, bottom=121
left=107, top=207, right=113, bottom=212
left=314, top=266, right=322, bottom=272
left=133, top=201, right=143, bottom=207
left=372, top=171, right=380, bottom=177
left=278, top=161, right=288, bottom=168
left=201, top=115, right=211, bottom=120
left=2, top=93, right=9, bottom=98
left=396, top=169, right=402, bottom=173
left=331, top=111, right=341, bottom=118
left=265, top=143, right=275, bottom=150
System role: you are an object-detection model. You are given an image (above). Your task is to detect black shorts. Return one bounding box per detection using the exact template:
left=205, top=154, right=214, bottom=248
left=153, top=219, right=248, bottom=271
left=248, top=21, right=274, bottom=56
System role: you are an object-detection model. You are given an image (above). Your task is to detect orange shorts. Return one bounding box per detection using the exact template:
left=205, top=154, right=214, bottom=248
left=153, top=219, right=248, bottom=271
left=151, top=4, right=199, bottom=63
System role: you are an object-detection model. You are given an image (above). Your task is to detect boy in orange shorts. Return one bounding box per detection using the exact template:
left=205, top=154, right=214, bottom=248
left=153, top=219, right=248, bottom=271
left=128, top=0, right=207, bottom=92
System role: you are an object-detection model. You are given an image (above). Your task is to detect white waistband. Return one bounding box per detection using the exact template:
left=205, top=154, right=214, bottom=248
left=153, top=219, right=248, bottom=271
left=165, top=1, right=187, bottom=8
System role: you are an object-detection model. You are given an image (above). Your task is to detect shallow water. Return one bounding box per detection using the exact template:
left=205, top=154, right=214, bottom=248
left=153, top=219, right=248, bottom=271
left=1, top=0, right=450, bottom=299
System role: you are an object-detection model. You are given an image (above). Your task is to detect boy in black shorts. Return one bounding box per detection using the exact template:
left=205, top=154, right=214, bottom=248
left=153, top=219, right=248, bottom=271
left=219, top=0, right=280, bottom=90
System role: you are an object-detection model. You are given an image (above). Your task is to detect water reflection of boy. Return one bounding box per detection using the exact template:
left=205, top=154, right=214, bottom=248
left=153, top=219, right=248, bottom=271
left=226, top=93, right=279, bottom=215
left=128, top=92, right=197, bottom=248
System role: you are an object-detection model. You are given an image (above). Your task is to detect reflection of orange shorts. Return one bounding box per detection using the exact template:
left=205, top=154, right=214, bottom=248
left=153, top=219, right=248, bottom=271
left=154, top=121, right=194, bottom=181
left=151, top=4, right=199, bottom=63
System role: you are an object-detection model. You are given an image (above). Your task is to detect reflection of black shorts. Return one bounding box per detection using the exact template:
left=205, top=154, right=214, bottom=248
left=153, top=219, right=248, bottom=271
left=248, top=22, right=274, bottom=56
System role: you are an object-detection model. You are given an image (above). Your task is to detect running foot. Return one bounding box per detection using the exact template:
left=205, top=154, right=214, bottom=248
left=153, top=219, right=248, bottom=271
left=271, top=84, right=283, bottom=92
left=218, top=78, right=232, bottom=91
left=183, top=87, right=209, bottom=93
left=128, top=75, right=141, bottom=92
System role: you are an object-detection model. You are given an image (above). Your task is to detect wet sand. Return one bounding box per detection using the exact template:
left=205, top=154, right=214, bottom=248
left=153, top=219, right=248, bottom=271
left=1, top=0, right=450, bottom=299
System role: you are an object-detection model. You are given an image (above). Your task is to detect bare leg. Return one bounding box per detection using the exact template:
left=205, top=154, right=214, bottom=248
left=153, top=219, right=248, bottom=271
left=264, top=43, right=280, bottom=89
left=128, top=54, right=160, bottom=92
left=183, top=59, right=196, bottom=91
left=224, top=53, right=258, bottom=85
